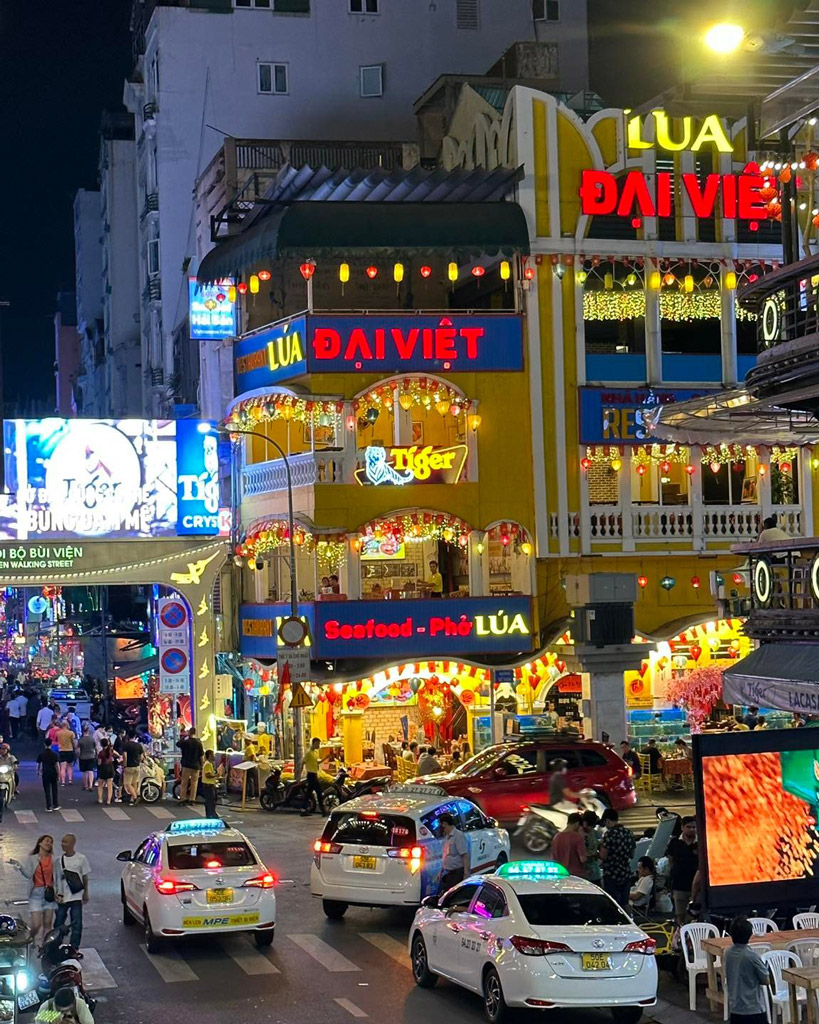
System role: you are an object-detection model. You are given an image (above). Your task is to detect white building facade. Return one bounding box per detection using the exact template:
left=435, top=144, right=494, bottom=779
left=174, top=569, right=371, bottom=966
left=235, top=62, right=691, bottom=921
left=72, top=189, right=105, bottom=416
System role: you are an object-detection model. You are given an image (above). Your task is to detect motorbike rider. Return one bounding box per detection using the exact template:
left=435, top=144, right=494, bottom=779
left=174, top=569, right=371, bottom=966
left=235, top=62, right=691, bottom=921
left=0, top=742, right=19, bottom=811
left=36, top=985, right=94, bottom=1024
left=548, top=758, right=580, bottom=808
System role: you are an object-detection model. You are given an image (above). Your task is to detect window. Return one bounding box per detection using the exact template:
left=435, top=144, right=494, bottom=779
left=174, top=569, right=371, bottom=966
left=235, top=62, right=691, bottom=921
left=168, top=842, right=256, bottom=870
left=322, top=812, right=416, bottom=846
left=517, top=893, right=630, bottom=927
left=439, top=882, right=480, bottom=911
left=457, top=801, right=485, bottom=832
left=235, top=0, right=271, bottom=6
left=147, top=238, right=160, bottom=276
left=258, top=62, right=288, bottom=95
left=349, top=0, right=378, bottom=10
left=456, top=0, right=479, bottom=29
left=533, top=0, right=559, bottom=20
left=359, top=64, right=383, bottom=98
left=496, top=751, right=537, bottom=777
left=473, top=884, right=507, bottom=919
left=580, top=750, right=609, bottom=768
left=235, top=0, right=310, bottom=9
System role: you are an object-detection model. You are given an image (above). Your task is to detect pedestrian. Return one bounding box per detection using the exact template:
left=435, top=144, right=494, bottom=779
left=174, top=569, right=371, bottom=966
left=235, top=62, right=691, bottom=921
left=36, top=740, right=60, bottom=812
left=599, top=809, right=636, bottom=909
left=629, top=856, right=655, bottom=912
left=112, top=728, right=126, bottom=802
left=26, top=691, right=40, bottom=739
left=55, top=720, right=77, bottom=787
left=743, top=706, right=760, bottom=729
left=92, top=721, right=108, bottom=754
left=438, top=811, right=470, bottom=892
left=417, top=746, right=442, bottom=775
left=581, top=810, right=602, bottom=884
left=65, top=705, right=81, bottom=737
left=54, top=834, right=90, bottom=949
left=121, top=728, right=144, bottom=805
left=95, top=738, right=118, bottom=805
left=667, top=815, right=699, bottom=926
left=7, top=691, right=25, bottom=740
left=619, top=740, right=641, bottom=777
left=201, top=749, right=219, bottom=818
left=724, top=916, right=769, bottom=1024
left=403, top=740, right=418, bottom=762
left=300, top=737, right=328, bottom=816
left=177, top=726, right=204, bottom=803
left=8, top=835, right=58, bottom=947
left=0, top=696, right=9, bottom=740
left=642, top=738, right=664, bottom=775
left=550, top=812, right=589, bottom=877
left=77, top=723, right=96, bottom=792
left=36, top=702, right=54, bottom=746
left=38, top=986, right=94, bottom=1024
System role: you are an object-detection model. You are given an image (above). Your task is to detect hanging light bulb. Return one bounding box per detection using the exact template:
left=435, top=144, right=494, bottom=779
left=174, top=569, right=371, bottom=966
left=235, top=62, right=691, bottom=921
left=476, top=541, right=485, bottom=555
left=576, top=270, right=588, bottom=284
left=663, top=272, right=676, bottom=286
left=685, top=464, right=695, bottom=475
left=610, top=458, right=622, bottom=471
left=636, top=464, right=647, bottom=476
left=691, top=576, right=701, bottom=589
left=637, top=575, right=648, bottom=588
left=626, top=273, right=637, bottom=286
left=448, top=262, right=459, bottom=282
left=524, top=267, right=536, bottom=280
left=393, top=262, right=405, bottom=283
left=467, top=414, right=482, bottom=432
left=249, top=275, right=260, bottom=294
left=435, top=398, right=450, bottom=417
left=684, top=274, right=694, bottom=293
left=581, top=457, right=591, bottom=470
left=339, top=263, right=350, bottom=284
left=299, top=262, right=315, bottom=280
left=725, top=270, right=737, bottom=289
left=500, top=260, right=511, bottom=280
left=660, top=460, right=671, bottom=473
left=604, top=272, right=614, bottom=290
left=710, top=461, right=721, bottom=473
left=521, top=542, right=532, bottom=556
left=365, top=408, right=379, bottom=425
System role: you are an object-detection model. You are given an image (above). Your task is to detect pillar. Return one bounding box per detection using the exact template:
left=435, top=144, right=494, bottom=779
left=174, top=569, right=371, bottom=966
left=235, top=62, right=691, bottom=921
left=342, top=711, right=364, bottom=764
left=720, top=264, right=739, bottom=386
left=564, top=643, right=646, bottom=745
left=645, top=259, right=662, bottom=385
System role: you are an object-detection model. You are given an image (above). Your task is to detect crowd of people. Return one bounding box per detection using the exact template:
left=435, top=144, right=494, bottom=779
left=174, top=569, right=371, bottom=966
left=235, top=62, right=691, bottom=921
left=395, top=737, right=472, bottom=774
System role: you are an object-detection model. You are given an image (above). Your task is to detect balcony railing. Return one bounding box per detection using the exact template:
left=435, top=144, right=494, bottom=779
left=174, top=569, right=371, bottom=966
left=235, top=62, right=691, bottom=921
left=552, top=504, right=803, bottom=551
left=242, top=452, right=346, bottom=496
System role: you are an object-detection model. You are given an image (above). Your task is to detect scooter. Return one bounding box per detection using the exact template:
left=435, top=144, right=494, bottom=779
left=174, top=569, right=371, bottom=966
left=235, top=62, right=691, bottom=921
left=259, top=766, right=313, bottom=812
left=33, top=927, right=96, bottom=1015
left=516, top=788, right=608, bottom=855
left=138, top=755, right=166, bottom=804
left=321, top=768, right=391, bottom=811
left=0, top=764, right=14, bottom=821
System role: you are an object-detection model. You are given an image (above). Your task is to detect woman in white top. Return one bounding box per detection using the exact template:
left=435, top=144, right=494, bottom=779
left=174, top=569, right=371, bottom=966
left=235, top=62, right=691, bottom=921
left=629, top=855, right=655, bottom=911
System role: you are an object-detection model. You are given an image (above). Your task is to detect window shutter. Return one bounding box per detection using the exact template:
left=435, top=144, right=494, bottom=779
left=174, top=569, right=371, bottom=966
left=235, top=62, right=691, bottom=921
left=456, top=0, right=479, bottom=30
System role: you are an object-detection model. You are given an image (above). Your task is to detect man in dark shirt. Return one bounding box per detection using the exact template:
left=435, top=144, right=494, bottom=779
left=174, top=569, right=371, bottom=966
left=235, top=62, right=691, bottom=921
left=619, top=741, right=641, bottom=777
left=642, top=739, right=664, bottom=776
left=667, top=815, right=699, bottom=924
left=177, top=727, right=205, bottom=804
left=122, top=729, right=144, bottom=805
left=599, top=809, right=636, bottom=909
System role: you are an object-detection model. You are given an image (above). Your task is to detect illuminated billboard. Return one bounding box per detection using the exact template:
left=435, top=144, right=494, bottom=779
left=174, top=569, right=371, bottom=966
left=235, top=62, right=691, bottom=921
left=0, top=419, right=224, bottom=541
left=189, top=278, right=237, bottom=340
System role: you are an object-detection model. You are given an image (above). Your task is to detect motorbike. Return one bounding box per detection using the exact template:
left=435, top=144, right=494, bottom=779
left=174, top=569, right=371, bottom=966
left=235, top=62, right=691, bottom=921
left=259, top=766, right=313, bottom=812
left=321, top=768, right=391, bottom=811
left=516, top=788, right=608, bottom=855
left=32, top=927, right=96, bottom=1016
left=135, top=755, right=165, bottom=804
left=0, top=764, right=15, bottom=819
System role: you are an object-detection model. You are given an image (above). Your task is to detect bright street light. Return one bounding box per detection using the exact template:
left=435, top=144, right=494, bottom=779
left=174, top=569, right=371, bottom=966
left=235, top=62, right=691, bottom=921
left=704, top=23, right=746, bottom=54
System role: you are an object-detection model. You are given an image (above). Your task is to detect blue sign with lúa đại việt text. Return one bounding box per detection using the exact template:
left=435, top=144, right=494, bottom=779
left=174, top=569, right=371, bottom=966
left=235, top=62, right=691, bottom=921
left=578, top=386, right=715, bottom=445
left=233, top=313, right=524, bottom=393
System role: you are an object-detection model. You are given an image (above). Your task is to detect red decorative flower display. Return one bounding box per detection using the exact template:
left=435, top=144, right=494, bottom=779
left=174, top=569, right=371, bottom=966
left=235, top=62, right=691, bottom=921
left=666, top=661, right=730, bottom=732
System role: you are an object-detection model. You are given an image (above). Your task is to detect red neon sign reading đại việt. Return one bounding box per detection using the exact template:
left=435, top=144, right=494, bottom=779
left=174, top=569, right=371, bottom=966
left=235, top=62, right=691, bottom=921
left=579, top=170, right=770, bottom=223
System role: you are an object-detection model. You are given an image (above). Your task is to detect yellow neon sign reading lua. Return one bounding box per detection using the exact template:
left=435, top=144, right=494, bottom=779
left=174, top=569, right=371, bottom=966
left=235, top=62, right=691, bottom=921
left=626, top=110, right=734, bottom=154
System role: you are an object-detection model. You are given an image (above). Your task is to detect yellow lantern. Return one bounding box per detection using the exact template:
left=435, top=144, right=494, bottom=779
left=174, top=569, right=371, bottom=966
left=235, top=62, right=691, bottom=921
left=398, top=393, right=414, bottom=411
left=521, top=542, right=532, bottom=556
left=604, top=272, right=614, bottom=290
left=725, top=270, right=737, bottom=289
left=339, top=263, right=350, bottom=284
left=393, top=262, right=404, bottom=283
left=227, top=285, right=237, bottom=303
left=576, top=270, right=588, bottom=284
left=499, top=260, right=511, bottom=280
left=649, top=271, right=662, bottom=289
left=435, top=398, right=450, bottom=417
left=611, top=458, right=622, bottom=471
left=447, top=262, right=458, bottom=282
left=468, top=413, right=482, bottom=432
left=684, top=274, right=694, bottom=293
left=282, top=403, right=294, bottom=421
left=249, top=274, right=260, bottom=294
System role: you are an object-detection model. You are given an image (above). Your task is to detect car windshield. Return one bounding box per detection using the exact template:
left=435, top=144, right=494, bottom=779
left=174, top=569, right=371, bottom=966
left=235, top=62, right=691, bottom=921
left=322, top=812, right=416, bottom=846
left=167, top=841, right=256, bottom=870
left=517, top=893, right=630, bottom=927
left=453, top=746, right=510, bottom=776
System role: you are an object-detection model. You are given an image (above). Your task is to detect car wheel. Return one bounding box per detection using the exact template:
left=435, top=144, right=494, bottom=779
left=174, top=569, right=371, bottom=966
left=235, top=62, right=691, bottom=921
left=611, top=1008, right=643, bottom=1024
left=322, top=900, right=348, bottom=920
left=253, top=929, right=274, bottom=947
left=494, top=853, right=508, bottom=869
left=144, top=908, right=161, bottom=953
left=121, top=886, right=135, bottom=926
left=483, top=968, right=510, bottom=1024
left=141, top=780, right=161, bottom=804
left=411, top=933, right=438, bottom=988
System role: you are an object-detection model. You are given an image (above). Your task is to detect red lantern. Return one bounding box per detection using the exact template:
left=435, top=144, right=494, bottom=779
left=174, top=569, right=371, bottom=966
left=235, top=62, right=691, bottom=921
left=366, top=265, right=378, bottom=279
left=524, top=267, right=536, bottom=280
left=733, top=573, right=744, bottom=585
left=690, top=645, right=702, bottom=661
left=237, top=282, right=248, bottom=294
left=636, top=464, right=647, bottom=476
left=637, top=575, right=648, bottom=588
left=685, top=464, right=695, bottom=475
left=581, top=457, right=591, bottom=470
left=258, top=269, right=272, bottom=282
left=299, top=262, right=315, bottom=280
left=459, top=688, right=476, bottom=705
left=420, top=266, right=432, bottom=278
left=780, top=461, right=792, bottom=473
left=660, top=460, right=671, bottom=473
left=691, top=576, right=701, bottom=589
left=471, top=266, right=486, bottom=277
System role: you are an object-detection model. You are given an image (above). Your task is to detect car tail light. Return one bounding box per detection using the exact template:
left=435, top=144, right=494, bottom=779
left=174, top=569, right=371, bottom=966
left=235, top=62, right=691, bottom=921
left=388, top=846, right=423, bottom=873
left=244, top=872, right=276, bottom=889
left=510, top=936, right=572, bottom=956
left=155, top=878, right=198, bottom=895
left=313, top=840, right=342, bottom=854
left=625, top=764, right=633, bottom=778
left=623, top=937, right=657, bottom=955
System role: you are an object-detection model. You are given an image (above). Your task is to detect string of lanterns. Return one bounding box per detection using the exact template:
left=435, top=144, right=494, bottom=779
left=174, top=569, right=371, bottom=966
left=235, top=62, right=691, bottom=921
left=226, top=394, right=343, bottom=431
left=583, top=444, right=803, bottom=473
left=295, top=260, right=515, bottom=284
left=356, top=511, right=472, bottom=546
left=354, top=378, right=473, bottom=416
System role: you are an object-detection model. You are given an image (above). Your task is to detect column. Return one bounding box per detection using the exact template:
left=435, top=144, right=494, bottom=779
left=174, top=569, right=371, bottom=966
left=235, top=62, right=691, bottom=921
left=565, top=644, right=646, bottom=745
left=720, top=264, right=739, bottom=385
left=800, top=447, right=813, bottom=537
left=342, top=711, right=364, bottom=764
left=341, top=401, right=357, bottom=484
left=579, top=454, right=591, bottom=554
left=620, top=448, right=634, bottom=551
left=469, top=531, right=489, bottom=596
left=759, top=448, right=773, bottom=521
left=645, top=259, right=662, bottom=385
left=690, top=446, right=704, bottom=551
left=346, top=537, right=362, bottom=600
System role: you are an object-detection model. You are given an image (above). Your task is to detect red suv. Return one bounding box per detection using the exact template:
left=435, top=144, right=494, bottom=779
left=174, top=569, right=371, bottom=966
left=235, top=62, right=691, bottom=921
left=421, top=739, right=637, bottom=825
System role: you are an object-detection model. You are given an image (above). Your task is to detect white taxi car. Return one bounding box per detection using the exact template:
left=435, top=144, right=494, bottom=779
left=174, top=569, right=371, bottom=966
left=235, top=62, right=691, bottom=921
left=118, top=818, right=276, bottom=952
left=310, top=784, right=510, bottom=919
left=408, top=860, right=657, bottom=1024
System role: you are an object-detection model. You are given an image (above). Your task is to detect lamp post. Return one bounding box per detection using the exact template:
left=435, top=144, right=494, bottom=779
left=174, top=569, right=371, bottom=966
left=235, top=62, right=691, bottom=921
left=204, top=422, right=303, bottom=774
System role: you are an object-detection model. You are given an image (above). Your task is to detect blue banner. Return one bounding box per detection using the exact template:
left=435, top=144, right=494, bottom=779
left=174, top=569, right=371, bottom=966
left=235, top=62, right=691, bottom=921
left=175, top=420, right=222, bottom=536
left=578, top=386, right=714, bottom=444
left=234, top=313, right=523, bottom=393
left=239, top=603, right=317, bottom=660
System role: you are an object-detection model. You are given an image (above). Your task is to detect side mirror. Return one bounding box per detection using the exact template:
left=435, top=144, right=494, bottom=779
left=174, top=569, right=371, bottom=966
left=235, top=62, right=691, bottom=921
left=493, top=766, right=508, bottom=779
left=116, top=850, right=133, bottom=862
left=489, top=818, right=499, bottom=828
left=420, top=895, right=439, bottom=910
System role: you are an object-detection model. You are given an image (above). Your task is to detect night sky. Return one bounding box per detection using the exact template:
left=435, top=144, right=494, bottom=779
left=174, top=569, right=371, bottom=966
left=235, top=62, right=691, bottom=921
left=0, top=0, right=796, bottom=409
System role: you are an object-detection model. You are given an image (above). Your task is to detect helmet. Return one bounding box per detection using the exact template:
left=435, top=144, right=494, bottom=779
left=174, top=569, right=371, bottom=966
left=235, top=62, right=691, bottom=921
left=550, top=758, right=567, bottom=770
left=0, top=916, right=17, bottom=936
left=0, top=743, right=9, bottom=754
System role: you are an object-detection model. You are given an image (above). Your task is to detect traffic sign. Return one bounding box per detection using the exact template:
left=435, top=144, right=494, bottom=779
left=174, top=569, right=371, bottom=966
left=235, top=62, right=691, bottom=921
left=276, top=644, right=311, bottom=683
left=289, top=681, right=313, bottom=709
left=160, top=648, right=188, bottom=674
left=493, top=669, right=514, bottom=685
left=160, top=678, right=190, bottom=696
left=279, top=615, right=308, bottom=647
left=159, top=600, right=187, bottom=630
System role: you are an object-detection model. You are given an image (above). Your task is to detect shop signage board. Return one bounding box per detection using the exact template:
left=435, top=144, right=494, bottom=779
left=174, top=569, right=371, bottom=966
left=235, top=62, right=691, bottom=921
left=277, top=645, right=311, bottom=684
left=578, top=387, right=713, bottom=444
left=233, top=313, right=524, bottom=392
left=493, top=669, right=515, bottom=685
left=239, top=604, right=316, bottom=660
left=188, top=278, right=237, bottom=340
left=355, top=444, right=468, bottom=486
left=176, top=420, right=224, bottom=536
left=158, top=597, right=192, bottom=696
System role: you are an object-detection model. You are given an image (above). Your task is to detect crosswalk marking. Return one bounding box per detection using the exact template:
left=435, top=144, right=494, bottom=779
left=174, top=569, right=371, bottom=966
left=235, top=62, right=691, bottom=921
left=141, top=944, right=199, bottom=982
left=14, top=810, right=37, bottom=824
left=360, top=932, right=409, bottom=967
left=101, top=807, right=130, bottom=820
left=219, top=934, right=280, bottom=975
left=335, top=999, right=368, bottom=1018
left=78, top=948, right=118, bottom=990
left=146, top=806, right=176, bottom=819
left=60, top=809, right=84, bottom=822
left=288, top=934, right=361, bottom=972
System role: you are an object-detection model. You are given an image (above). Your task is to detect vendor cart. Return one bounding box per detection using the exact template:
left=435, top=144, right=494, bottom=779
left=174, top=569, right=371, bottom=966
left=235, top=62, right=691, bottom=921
left=0, top=918, right=36, bottom=1023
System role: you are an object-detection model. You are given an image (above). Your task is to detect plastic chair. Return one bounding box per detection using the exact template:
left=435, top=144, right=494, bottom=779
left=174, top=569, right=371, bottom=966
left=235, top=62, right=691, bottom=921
left=788, top=938, right=819, bottom=966
left=637, top=753, right=661, bottom=793
left=794, top=912, right=819, bottom=930
left=762, top=950, right=804, bottom=1024
left=679, top=922, right=720, bottom=1012
left=748, top=917, right=779, bottom=934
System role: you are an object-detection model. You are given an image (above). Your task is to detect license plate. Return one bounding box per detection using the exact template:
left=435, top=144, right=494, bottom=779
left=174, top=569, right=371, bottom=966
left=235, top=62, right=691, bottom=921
left=581, top=953, right=612, bottom=971
left=182, top=912, right=260, bottom=928
left=207, top=888, right=234, bottom=904
left=17, top=991, right=40, bottom=1012
left=353, top=856, right=377, bottom=870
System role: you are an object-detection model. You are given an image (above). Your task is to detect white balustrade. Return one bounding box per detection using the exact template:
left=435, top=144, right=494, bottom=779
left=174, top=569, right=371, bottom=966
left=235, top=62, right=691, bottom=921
left=588, top=506, right=622, bottom=539
left=632, top=506, right=693, bottom=540
left=242, top=451, right=346, bottom=496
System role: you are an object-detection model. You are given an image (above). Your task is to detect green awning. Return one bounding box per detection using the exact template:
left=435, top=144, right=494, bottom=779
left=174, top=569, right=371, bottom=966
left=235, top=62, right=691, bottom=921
left=723, top=643, right=819, bottom=712
left=198, top=201, right=529, bottom=282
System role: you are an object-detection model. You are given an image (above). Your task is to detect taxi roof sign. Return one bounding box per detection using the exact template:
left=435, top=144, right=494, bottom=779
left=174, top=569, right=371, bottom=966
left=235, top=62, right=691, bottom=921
left=497, top=860, right=570, bottom=879
left=167, top=818, right=227, bottom=834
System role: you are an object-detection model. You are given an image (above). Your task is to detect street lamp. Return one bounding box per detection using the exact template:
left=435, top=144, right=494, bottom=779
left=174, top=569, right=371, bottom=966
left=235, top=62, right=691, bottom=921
left=199, top=421, right=303, bottom=771
left=703, top=22, right=746, bottom=54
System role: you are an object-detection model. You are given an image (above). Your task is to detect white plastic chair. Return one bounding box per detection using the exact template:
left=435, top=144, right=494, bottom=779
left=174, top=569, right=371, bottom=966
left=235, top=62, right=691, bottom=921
left=679, top=922, right=720, bottom=1012
left=794, top=912, right=819, bottom=931
left=749, top=916, right=779, bottom=934
left=762, top=950, right=804, bottom=1024
left=789, top=938, right=819, bottom=966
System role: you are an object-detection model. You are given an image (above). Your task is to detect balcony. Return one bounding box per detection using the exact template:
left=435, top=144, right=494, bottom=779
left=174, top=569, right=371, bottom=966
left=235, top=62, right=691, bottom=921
left=242, top=451, right=346, bottom=496
left=554, top=503, right=803, bottom=552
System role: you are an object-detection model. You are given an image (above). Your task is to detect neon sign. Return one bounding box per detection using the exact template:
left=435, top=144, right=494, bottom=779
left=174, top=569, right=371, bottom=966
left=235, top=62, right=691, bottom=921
left=626, top=111, right=734, bottom=154
left=189, top=278, right=237, bottom=340
left=579, top=170, right=768, bottom=224
left=356, top=444, right=468, bottom=486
